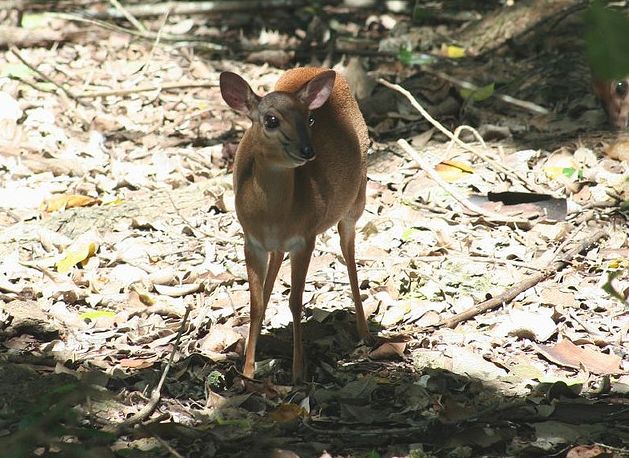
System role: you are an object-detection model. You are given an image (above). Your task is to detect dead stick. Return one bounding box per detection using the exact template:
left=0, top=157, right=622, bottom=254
left=423, top=68, right=549, bottom=115
left=108, top=305, right=191, bottom=433
left=76, top=81, right=216, bottom=99
left=441, top=229, right=608, bottom=328
left=9, top=46, right=78, bottom=101
left=47, top=12, right=223, bottom=49
left=89, top=0, right=306, bottom=19
left=108, top=0, right=147, bottom=33
left=398, top=139, right=523, bottom=222
left=378, top=77, right=542, bottom=193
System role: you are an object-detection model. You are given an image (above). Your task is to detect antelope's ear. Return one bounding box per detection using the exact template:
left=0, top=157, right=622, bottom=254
left=297, top=70, right=336, bottom=110
left=219, top=72, right=261, bottom=116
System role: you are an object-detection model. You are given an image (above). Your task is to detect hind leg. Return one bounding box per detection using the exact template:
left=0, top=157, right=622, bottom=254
left=337, top=177, right=369, bottom=338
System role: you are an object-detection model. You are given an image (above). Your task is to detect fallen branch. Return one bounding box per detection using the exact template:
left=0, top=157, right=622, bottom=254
left=107, top=304, right=191, bottom=434
left=424, top=68, right=549, bottom=115
left=398, top=139, right=524, bottom=223
left=47, top=12, right=223, bottom=50
left=378, top=77, right=544, bottom=193
left=76, top=81, right=216, bottom=99
left=440, top=228, right=608, bottom=328
left=88, top=0, right=306, bottom=19
left=108, top=0, right=147, bottom=33
left=9, top=46, right=78, bottom=101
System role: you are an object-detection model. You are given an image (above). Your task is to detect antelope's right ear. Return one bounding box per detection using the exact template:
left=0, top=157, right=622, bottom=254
left=219, top=72, right=260, bottom=116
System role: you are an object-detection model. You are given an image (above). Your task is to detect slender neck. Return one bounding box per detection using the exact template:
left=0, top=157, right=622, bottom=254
left=251, top=155, right=296, bottom=216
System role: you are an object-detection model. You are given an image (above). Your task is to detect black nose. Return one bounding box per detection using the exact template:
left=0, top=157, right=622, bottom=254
left=300, top=145, right=314, bottom=159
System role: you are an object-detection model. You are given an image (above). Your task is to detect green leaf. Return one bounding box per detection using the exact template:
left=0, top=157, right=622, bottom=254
left=398, top=48, right=436, bottom=67
left=80, top=310, right=116, bottom=320
left=401, top=227, right=419, bottom=242
left=603, top=270, right=628, bottom=302
left=584, top=0, right=629, bottom=79
left=0, top=62, right=34, bottom=79
left=561, top=167, right=576, bottom=178
left=207, top=370, right=225, bottom=389
left=459, top=82, right=495, bottom=102
left=21, top=13, right=47, bottom=29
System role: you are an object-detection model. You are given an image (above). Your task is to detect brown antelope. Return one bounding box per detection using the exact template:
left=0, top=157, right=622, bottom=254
left=219, top=67, right=370, bottom=382
left=593, top=78, right=629, bottom=129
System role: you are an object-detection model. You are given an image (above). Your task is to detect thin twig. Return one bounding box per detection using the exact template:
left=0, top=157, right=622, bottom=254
left=7, top=74, right=56, bottom=93
left=109, top=305, right=191, bottom=433
left=89, top=0, right=306, bottom=18
left=9, top=47, right=78, bottom=101
left=76, top=81, right=216, bottom=99
left=439, top=228, right=608, bottom=328
left=398, top=139, right=524, bottom=223
left=141, top=4, right=171, bottom=77
left=424, top=68, right=549, bottom=115
left=47, top=12, right=223, bottom=49
left=150, top=433, right=185, bottom=458
left=378, top=77, right=543, bottom=193
left=109, top=0, right=147, bottom=33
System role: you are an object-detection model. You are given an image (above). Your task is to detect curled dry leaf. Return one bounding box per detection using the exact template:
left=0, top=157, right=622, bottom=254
left=56, top=231, right=99, bottom=273
left=435, top=160, right=475, bottom=182
left=269, top=450, right=300, bottom=458
left=197, top=323, right=243, bottom=354
left=246, top=50, right=292, bottom=67
left=119, top=357, right=158, bottom=369
left=565, top=444, right=614, bottom=458
left=269, top=403, right=308, bottom=423
left=369, top=341, right=407, bottom=360
left=536, top=339, right=623, bottom=375
left=605, top=138, right=629, bottom=161
left=450, top=348, right=508, bottom=379
left=493, top=309, right=557, bottom=342
left=41, top=194, right=100, bottom=212
left=154, top=283, right=201, bottom=297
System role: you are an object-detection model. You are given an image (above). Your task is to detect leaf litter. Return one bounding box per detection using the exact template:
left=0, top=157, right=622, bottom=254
left=0, top=3, right=628, bottom=458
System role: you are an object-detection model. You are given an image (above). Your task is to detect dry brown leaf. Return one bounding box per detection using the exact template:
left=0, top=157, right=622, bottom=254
left=435, top=160, right=474, bottom=182
left=565, top=444, right=614, bottom=458
left=154, top=283, right=201, bottom=297
left=605, top=138, right=629, bottom=161
left=538, top=289, right=579, bottom=309
left=197, top=323, right=242, bottom=354
left=41, top=194, right=100, bottom=212
left=369, top=341, right=406, bottom=360
left=493, top=309, right=556, bottom=342
left=269, top=450, right=300, bottom=458
left=246, top=50, right=292, bottom=67
left=56, top=231, right=100, bottom=273
left=119, top=357, right=157, bottom=369
left=536, top=339, right=623, bottom=375
left=269, top=403, right=308, bottom=423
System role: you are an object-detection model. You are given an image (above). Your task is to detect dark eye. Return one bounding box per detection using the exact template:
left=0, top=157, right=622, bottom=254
left=308, top=115, right=315, bottom=127
left=615, top=81, right=628, bottom=97
left=264, top=115, right=279, bottom=129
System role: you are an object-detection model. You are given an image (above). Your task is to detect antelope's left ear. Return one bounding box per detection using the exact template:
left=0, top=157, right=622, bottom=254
left=219, top=71, right=261, bottom=117
left=297, top=70, right=336, bottom=110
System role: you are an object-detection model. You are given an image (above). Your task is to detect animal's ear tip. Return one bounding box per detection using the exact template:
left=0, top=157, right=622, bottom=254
left=220, top=72, right=247, bottom=87
left=321, top=70, right=336, bottom=80
left=219, top=71, right=235, bottom=83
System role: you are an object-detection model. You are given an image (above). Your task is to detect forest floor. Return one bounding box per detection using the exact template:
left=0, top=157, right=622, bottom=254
left=0, top=1, right=628, bottom=457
